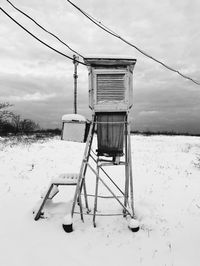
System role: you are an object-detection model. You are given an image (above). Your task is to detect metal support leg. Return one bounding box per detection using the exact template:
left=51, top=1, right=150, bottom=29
left=79, top=161, right=91, bottom=213
left=82, top=179, right=90, bottom=213
left=78, top=187, right=84, bottom=221
left=93, top=158, right=100, bottom=227
left=128, top=123, right=135, bottom=218
left=124, top=117, right=129, bottom=216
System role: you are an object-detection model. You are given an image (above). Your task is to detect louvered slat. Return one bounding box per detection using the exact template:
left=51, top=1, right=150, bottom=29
left=97, top=74, right=125, bottom=102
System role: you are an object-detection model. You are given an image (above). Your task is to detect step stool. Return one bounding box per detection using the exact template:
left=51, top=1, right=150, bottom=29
left=33, top=173, right=88, bottom=221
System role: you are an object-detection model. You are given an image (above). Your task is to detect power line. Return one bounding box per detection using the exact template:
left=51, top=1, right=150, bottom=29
left=6, top=0, right=84, bottom=59
left=66, top=0, right=200, bottom=86
left=0, top=7, right=87, bottom=66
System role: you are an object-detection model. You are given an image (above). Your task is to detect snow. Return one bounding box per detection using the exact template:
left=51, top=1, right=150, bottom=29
left=62, top=114, right=86, bottom=122
left=1, top=134, right=200, bottom=266
left=128, top=218, right=140, bottom=229
left=63, top=214, right=73, bottom=225
left=84, top=54, right=135, bottom=59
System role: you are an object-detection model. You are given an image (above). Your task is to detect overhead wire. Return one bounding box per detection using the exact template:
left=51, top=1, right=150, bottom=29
left=0, top=7, right=87, bottom=66
left=5, top=0, right=84, bottom=59
left=65, top=0, right=200, bottom=86
left=2, top=0, right=199, bottom=85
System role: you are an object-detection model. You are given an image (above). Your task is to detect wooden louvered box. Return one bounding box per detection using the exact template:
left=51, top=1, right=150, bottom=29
left=84, top=57, right=136, bottom=112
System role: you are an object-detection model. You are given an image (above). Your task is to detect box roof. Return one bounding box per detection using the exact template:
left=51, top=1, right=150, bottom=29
left=62, top=114, right=86, bottom=122
left=84, top=56, right=137, bottom=67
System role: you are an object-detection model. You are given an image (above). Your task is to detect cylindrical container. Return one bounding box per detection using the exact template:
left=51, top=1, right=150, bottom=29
left=96, top=112, right=126, bottom=157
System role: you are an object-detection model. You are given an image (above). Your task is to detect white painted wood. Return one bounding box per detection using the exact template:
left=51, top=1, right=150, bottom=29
left=62, top=122, right=86, bottom=142
left=85, top=58, right=136, bottom=112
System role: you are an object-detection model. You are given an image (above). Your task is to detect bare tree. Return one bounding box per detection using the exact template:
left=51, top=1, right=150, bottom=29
left=11, top=114, right=21, bottom=134
left=0, top=102, right=13, bottom=123
left=0, top=102, right=41, bottom=135
left=11, top=114, right=40, bottom=134
left=20, top=119, right=40, bottom=134
left=0, top=102, right=15, bottom=135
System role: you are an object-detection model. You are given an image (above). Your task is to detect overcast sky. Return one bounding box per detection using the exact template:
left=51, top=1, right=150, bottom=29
left=1, top=0, right=200, bottom=133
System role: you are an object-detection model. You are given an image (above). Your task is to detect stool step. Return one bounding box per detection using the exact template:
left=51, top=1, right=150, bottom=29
left=51, top=173, right=79, bottom=185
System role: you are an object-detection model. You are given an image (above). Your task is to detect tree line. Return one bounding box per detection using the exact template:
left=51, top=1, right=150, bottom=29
left=0, top=102, right=39, bottom=136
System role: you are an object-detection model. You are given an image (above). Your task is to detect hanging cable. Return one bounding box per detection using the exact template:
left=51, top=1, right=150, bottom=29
left=65, top=0, right=200, bottom=86
left=6, top=0, right=84, bottom=59
left=0, top=7, right=87, bottom=66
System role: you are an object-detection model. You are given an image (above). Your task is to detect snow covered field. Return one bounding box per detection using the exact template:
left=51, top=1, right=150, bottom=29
left=0, top=134, right=200, bottom=266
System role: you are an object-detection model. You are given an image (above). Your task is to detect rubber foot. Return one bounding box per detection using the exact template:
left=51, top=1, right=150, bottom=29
left=128, top=218, right=140, bottom=232
left=62, top=223, right=73, bottom=233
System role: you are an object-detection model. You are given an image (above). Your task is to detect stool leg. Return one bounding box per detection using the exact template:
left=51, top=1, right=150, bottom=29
left=34, top=184, right=54, bottom=221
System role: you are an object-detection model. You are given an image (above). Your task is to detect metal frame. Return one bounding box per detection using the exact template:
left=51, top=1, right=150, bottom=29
left=71, top=112, right=135, bottom=227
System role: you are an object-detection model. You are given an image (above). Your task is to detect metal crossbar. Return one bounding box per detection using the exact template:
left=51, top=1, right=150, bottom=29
left=74, top=211, right=124, bottom=217
left=94, top=121, right=128, bottom=124
left=84, top=193, right=123, bottom=199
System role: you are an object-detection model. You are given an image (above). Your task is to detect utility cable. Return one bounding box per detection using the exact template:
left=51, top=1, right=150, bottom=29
left=0, top=7, right=87, bottom=66
left=6, top=0, right=84, bottom=59
left=66, top=0, right=200, bottom=85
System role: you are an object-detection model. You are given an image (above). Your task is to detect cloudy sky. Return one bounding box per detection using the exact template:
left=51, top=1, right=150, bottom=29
left=1, top=0, right=200, bottom=133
